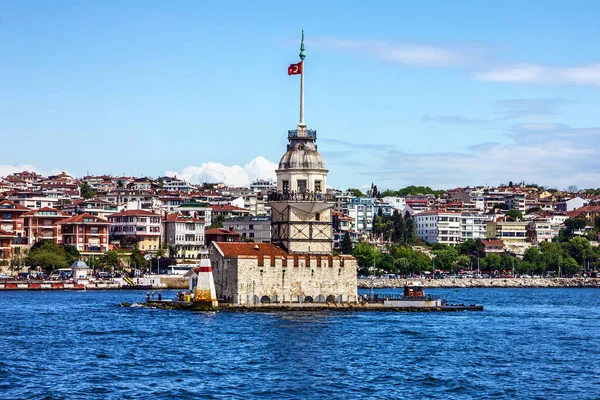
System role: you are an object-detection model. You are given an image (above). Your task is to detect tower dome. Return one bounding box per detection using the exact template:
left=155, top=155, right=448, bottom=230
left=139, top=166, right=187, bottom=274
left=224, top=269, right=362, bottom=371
left=278, top=140, right=326, bottom=170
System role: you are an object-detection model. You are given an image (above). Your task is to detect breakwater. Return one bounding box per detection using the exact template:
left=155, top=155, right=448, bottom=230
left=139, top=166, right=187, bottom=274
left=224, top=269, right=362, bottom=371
left=358, top=277, right=600, bottom=288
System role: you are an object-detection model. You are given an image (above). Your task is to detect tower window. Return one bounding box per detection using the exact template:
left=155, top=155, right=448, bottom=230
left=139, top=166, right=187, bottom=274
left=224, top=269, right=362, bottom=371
left=315, top=180, right=322, bottom=192
left=316, top=213, right=320, bottom=221
left=297, top=180, right=307, bottom=193
left=282, top=180, right=289, bottom=193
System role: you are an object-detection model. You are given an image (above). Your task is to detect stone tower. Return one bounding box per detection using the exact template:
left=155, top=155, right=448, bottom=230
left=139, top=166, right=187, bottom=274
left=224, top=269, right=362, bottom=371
left=269, top=31, right=335, bottom=255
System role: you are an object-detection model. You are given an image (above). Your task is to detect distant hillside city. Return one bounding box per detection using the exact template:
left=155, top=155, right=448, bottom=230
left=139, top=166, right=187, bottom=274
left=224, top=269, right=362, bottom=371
left=1, top=170, right=599, bottom=277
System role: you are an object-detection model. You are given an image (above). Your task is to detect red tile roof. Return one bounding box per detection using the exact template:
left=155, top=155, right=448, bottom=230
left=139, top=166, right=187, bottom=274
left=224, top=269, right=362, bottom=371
left=22, top=207, right=65, bottom=217
left=108, top=210, right=160, bottom=217
left=57, top=213, right=110, bottom=224
left=0, top=200, right=29, bottom=210
left=164, top=213, right=205, bottom=223
left=205, top=227, right=240, bottom=236
left=214, top=242, right=288, bottom=258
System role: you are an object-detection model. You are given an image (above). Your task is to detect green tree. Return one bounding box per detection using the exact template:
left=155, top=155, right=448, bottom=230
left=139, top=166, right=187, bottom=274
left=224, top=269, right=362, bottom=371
left=207, top=214, right=225, bottom=229
left=341, top=232, right=353, bottom=254
left=63, top=244, right=81, bottom=265
left=433, top=247, right=458, bottom=271
left=455, top=255, right=471, bottom=270
left=567, top=236, right=590, bottom=265
left=80, top=182, right=97, bottom=199
left=404, top=217, right=417, bottom=244
left=505, top=209, right=524, bottom=221
left=99, top=250, right=121, bottom=270
left=485, top=253, right=502, bottom=270
left=27, top=241, right=69, bottom=273
left=379, top=253, right=396, bottom=273
left=352, top=242, right=379, bottom=274
left=562, top=256, right=581, bottom=275
left=129, top=248, right=149, bottom=271
left=562, top=217, right=587, bottom=239
left=347, top=188, right=364, bottom=197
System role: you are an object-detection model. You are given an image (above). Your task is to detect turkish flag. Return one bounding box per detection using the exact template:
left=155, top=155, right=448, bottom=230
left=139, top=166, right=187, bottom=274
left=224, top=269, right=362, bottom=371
left=288, top=62, right=303, bottom=75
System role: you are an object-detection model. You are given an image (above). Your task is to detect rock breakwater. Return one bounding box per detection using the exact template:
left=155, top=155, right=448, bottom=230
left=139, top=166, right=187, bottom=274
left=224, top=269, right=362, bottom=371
left=358, top=277, right=600, bottom=289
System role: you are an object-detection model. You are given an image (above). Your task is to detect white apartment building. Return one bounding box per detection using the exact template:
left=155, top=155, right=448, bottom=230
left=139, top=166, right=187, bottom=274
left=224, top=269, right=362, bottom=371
left=108, top=210, right=162, bottom=251
left=164, top=214, right=205, bottom=260
left=347, top=198, right=375, bottom=232
left=460, top=213, right=488, bottom=241
left=414, top=211, right=461, bottom=246
left=381, top=196, right=406, bottom=211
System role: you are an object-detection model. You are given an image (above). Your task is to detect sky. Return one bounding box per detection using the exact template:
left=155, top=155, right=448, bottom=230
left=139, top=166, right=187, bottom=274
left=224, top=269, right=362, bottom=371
left=1, top=1, right=600, bottom=191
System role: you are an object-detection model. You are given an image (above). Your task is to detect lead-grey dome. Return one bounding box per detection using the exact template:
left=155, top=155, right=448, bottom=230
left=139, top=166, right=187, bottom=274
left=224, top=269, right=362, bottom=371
left=278, top=141, right=326, bottom=170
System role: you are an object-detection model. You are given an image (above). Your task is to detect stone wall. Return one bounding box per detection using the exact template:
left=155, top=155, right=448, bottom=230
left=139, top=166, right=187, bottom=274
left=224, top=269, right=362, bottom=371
left=212, top=253, right=358, bottom=304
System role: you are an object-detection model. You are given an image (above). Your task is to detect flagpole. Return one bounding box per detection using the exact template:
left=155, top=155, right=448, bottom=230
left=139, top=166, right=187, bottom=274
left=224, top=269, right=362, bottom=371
left=299, top=29, right=306, bottom=126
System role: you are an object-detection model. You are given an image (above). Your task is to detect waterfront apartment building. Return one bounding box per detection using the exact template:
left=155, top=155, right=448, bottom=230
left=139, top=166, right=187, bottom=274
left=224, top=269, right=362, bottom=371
left=414, top=211, right=461, bottom=246
left=225, top=216, right=271, bottom=242
left=460, top=212, right=488, bottom=241
left=175, top=201, right=212, bottom=226
left=0, top=200, right=29, bottom=238
left=486, top=221, right=529, bottom=254
left=526, top=218, right=559, bottom=244
left=57, top=213, right=111, bottom=254
left=7, top=190, right=60, bottom=210
left=108, top=210, right=162, bottom=252
left=163, top=214, right=205, bottom=260
left=61, top=199, right=119, bottom=219
left=22, top=207, right=68, bottom=244
left=0, top=230, right=15, bottom=270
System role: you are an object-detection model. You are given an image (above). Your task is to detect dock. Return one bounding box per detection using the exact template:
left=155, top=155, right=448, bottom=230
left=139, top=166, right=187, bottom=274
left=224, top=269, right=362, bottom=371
left=129, top=300, right=483, bottom=312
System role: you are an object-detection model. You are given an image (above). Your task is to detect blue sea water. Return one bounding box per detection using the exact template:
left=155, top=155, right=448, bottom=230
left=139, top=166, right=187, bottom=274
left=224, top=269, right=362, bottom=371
left=1, top=288, right=599, bottom=399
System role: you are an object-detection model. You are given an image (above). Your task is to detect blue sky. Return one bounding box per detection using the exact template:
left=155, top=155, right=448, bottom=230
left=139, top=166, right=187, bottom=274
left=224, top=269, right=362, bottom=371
left=1, top=1, right=599, bottom=190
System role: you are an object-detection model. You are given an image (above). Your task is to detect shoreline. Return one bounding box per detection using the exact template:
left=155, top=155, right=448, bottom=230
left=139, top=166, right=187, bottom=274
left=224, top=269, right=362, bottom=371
left=358, top=277, right=600, bottom=289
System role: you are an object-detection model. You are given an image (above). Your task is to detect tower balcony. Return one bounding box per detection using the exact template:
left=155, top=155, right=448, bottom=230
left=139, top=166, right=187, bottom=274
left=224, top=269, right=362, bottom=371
left=288, top=129, right=317, bottom=140
left=268, top=191, right=335, bottom=202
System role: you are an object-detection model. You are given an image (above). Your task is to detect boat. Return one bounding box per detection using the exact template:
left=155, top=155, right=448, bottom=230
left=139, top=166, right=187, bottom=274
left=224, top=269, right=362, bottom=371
left=380, top=281, right=443, bottom=308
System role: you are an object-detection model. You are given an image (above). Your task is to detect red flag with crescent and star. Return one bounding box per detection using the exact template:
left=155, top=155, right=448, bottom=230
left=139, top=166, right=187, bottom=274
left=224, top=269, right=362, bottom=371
left=288, top=62, right=303, bottom=75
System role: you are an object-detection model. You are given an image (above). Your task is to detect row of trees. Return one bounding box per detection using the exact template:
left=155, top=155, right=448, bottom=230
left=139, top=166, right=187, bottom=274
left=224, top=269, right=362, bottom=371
left=349, top=235, right=600, bottom=276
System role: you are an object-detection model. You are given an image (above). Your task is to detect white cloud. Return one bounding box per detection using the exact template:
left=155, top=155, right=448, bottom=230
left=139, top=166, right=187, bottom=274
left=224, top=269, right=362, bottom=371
left=312, top=37, right=483, bottom=67
left=0, top=164, right=63, bottom=178
left=325, top=123, right=600, bottom=190
left=166, top=157, right=277, bottom=187
left=473, top=63, right=600, bottom=86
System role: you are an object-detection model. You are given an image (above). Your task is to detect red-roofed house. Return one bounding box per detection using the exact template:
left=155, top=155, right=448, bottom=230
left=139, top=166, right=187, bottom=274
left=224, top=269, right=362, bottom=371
left=0, top=200, right=29, bottom=237
left=57, top=213, right=111, bottom=254
left=108, top=210, right=162, bottom=251
left=481, top=239, right=505, bottom=254
left=205, top=227, right=241, bottom=246
left=22, top=207, right=68, bottom=244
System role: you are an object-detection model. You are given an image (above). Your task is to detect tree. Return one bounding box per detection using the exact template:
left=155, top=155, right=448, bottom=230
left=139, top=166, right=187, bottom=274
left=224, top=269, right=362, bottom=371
left=26, top=241, right=69, bottom=273
left=562, top=256, right=580, bottom=275
left=562, top=217, right=587, bottom=239
left=455, top=255, right=471, bottom=270
left=567, top=236, right=591, bottom=265
left=99, top=250, right=120, bottom=270
left=485, top=253, right=502, bottom=271
left=347, top=188, right=364, bottom=197
left=404, top=217, right=417, bottom=244
left=352, top=242, right=379, bottom=274
left=63, top=244, right=81, bottom=265
left=207, top=214, right=225, bottom=229
left=129, top=248, right=149, bottom=271
left=80, top=182, right=97, bottom=199
left=505, top=209, right=524, bottom=221
left=433, top=247, right=458, bottom=271
left=341, top=232, right=353, bottom=254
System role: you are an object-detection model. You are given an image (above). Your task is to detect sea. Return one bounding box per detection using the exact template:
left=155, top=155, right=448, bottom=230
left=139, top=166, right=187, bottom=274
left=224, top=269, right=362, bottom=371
left=1, top=288, right=599, bottom=399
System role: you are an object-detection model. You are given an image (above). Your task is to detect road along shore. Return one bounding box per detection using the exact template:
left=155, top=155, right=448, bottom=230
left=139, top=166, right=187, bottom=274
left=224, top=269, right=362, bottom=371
left=358, top=277, right=600, bottom=289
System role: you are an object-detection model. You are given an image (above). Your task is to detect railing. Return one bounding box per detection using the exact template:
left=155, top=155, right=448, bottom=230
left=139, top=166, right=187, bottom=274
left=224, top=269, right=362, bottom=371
left=268, top=191, right=336, bottom=202
left=360, top=293, right=440, bottom=303
left=288, top=129, right=317, bottom=140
